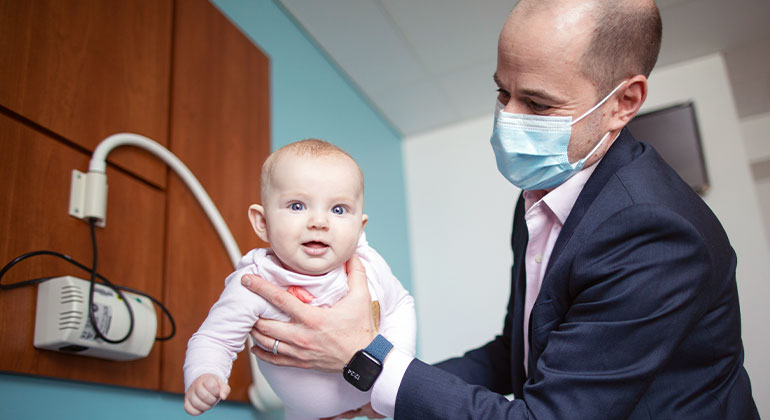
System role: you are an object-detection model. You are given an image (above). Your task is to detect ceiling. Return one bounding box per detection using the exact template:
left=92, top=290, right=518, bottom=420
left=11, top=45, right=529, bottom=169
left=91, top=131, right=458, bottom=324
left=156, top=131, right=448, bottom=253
left=278, top=0, right=770, bottom=137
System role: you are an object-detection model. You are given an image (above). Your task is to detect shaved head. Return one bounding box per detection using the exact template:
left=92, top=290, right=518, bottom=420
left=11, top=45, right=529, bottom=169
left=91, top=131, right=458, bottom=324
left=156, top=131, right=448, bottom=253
left=513, top=0, right=661, bottom=97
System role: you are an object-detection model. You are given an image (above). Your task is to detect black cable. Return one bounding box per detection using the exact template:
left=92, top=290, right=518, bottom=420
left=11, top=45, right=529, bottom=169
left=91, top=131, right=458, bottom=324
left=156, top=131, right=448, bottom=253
left=0, top=244, right=175, bottom=342
left=87, top=218, right=134, bottom=344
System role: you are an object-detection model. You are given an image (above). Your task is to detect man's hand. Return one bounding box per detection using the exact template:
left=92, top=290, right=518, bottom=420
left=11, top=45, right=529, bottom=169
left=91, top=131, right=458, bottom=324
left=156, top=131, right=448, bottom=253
left=243, top=255, right=377, bottom=372
left=321, top=403, right=385, bottom=419
left=184, top=373, right=230, bottom=416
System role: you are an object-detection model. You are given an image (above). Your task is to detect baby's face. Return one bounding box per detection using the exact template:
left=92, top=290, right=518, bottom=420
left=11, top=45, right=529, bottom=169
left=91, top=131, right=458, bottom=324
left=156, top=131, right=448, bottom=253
left=260, top=153, right=367, bottom=276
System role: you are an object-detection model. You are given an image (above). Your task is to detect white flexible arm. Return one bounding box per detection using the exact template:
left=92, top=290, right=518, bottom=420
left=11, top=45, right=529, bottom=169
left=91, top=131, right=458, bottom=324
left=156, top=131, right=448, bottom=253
left=85, top=132, right=281, bottom=410
left=89, top=133, right=241, bottom=267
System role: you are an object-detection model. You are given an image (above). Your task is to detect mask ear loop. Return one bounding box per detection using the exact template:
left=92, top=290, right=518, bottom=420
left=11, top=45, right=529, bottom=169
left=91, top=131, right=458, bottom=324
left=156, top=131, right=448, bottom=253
left=570, top=81, right=627, bottom=167
left=571, top=80, right=627, bottom=126
left=581, top=130, right=612, bottom=163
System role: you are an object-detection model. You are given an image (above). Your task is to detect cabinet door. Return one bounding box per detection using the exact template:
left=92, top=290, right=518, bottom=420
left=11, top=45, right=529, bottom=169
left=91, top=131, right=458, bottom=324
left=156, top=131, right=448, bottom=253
left=0, top=113, right=166, bottom=388
left=0, top=0, right=173, bottom=187
left=160, top=0, right=271, bottom=401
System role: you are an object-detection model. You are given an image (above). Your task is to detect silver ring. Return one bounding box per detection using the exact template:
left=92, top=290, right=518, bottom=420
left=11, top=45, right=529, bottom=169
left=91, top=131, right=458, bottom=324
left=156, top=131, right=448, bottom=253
left=272, top=339, right=280, bottom=355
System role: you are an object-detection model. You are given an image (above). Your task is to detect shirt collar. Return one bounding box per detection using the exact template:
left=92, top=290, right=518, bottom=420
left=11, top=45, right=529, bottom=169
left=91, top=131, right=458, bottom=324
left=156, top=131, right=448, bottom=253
left=523, top=157, right=603, bottom=225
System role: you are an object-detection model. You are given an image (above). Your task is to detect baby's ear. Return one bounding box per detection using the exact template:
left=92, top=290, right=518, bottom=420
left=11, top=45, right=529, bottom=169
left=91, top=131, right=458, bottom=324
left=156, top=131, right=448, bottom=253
left=248, top=204, right=269, bottom=243
left=361, top=214, right=368, bottom=230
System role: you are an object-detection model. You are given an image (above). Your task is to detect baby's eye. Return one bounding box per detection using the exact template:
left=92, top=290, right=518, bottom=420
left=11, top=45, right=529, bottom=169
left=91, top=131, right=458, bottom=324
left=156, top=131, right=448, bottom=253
left=290, top=202, right=305, bottom=211
left=331, top=205, right=347, bottom=215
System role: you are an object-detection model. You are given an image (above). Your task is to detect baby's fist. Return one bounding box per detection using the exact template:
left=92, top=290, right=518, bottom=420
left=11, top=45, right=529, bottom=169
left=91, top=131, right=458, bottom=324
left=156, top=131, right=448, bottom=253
left=184, top=374, right=231, bottom=416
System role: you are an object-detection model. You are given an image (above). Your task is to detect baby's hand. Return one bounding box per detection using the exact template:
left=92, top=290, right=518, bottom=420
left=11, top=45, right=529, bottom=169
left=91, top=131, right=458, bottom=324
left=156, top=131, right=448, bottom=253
left=184, top=373, right=231, bottom=416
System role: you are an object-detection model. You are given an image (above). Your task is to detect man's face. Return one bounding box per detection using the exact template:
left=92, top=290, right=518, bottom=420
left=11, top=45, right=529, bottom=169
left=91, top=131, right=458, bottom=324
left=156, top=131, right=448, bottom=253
left=260, top=153, right=367, bottom=276
left=494, top=4, right=612, bottom=167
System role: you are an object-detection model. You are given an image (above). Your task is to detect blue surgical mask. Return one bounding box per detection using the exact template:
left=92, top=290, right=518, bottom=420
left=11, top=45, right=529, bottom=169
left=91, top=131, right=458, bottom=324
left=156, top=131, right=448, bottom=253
left=490, top=81, right=625, bottom=190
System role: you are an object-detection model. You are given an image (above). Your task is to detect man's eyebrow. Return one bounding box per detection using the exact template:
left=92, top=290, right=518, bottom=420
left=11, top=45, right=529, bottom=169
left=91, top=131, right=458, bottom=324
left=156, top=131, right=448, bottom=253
left=519, top=88, right=562, bottom=104
left=493, top=73, right=562, bottom=103
left=493, top=73, right=503, bottom=88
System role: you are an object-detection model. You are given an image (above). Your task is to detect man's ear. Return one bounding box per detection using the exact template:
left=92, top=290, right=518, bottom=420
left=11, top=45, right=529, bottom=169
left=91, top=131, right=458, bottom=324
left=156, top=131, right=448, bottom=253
left=609, top=74, right=648, bottom=131
left=248, top=204, right=270, bottom=243
left=361, top=214, right=368, bottom=231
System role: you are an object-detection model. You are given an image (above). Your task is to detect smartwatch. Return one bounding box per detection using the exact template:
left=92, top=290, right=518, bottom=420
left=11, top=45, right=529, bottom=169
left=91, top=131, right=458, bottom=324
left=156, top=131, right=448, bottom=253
left=342, top=334, right=393, bottom=391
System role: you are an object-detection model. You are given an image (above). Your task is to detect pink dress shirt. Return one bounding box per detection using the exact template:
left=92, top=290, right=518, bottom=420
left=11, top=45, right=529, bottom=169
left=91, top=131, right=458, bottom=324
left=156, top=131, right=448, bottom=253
left=372, top=159, right=604, bottom=417
left=521, top=160, right=600, bottom=375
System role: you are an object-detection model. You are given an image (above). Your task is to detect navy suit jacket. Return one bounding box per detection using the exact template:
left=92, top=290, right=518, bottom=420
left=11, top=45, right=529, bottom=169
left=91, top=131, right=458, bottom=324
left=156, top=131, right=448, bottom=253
left=394, top=130, right=759, bottom=419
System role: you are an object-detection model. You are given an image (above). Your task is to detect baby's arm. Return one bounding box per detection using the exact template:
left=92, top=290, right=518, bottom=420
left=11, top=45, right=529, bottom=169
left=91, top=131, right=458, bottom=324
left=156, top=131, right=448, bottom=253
left=184, top=373, right=231, bottom=415
left=183, top=261, right=268, bottom=410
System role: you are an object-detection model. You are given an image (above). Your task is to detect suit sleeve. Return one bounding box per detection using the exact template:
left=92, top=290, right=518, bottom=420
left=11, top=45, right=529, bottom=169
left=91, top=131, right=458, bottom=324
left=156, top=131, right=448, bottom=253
left=394, top=205, right=714, bottom=420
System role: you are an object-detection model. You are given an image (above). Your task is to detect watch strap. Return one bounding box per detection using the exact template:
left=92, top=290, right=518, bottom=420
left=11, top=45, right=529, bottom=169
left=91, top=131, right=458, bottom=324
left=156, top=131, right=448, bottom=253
left=364, top=334, right=393, bottom=363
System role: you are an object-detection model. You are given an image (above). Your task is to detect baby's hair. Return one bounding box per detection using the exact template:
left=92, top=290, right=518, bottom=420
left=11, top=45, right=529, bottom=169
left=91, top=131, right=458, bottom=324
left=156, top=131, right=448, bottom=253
left=260, top=138, right=364, bottom=203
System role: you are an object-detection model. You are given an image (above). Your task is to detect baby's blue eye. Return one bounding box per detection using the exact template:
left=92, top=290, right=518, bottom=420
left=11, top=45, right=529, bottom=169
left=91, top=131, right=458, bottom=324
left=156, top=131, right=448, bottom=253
left=332, top=205, right=347, bottom=215
left=290, top=202, right=305, bottom=211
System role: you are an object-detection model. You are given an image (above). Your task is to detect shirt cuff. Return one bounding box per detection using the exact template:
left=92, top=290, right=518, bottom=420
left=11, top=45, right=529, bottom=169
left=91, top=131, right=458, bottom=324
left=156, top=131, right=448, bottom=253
left=370, top=348, right=413, bottom=418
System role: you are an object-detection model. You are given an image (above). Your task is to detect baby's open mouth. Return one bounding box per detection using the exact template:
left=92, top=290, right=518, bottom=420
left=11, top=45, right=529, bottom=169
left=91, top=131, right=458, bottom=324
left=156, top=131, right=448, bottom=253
left=302, top=241, right=329, bottom=255
left=302, top=240, right=328, bottom=248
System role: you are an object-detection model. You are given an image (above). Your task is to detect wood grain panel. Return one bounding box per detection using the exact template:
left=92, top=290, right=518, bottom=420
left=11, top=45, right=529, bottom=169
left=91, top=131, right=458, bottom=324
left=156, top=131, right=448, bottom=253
left=0, top=113, right=166, bottom=388
left=160, top=0, right=271, bottom=401
left=0, top=0, right=173, bottom=188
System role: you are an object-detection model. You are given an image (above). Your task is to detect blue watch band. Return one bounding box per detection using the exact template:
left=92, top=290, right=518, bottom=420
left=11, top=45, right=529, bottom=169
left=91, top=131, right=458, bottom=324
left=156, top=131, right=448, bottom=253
left=364, top=334, right=393, bottom=364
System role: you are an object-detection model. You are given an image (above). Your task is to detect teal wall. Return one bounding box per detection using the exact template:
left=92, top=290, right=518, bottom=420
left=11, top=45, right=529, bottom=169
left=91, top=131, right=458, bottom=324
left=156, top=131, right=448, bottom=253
left=0, top=373, right=279, bottom=420
left=0, top=0, right=411, bottom=418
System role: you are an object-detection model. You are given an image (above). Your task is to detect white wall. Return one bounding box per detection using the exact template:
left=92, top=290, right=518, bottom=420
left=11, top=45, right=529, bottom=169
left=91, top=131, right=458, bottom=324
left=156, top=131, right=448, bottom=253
left=403, top=114, right=517, bottom=363
left=403, top=53, right=769, bottom=416
left=643, top=54, right=770, bottom=417
left=741, top=112, right=770, bottom=163
left=741, top=112, right=770, bottom=250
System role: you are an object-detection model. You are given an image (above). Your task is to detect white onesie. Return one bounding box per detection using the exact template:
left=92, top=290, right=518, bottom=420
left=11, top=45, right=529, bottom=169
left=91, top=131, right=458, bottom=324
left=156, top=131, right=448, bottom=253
left=183, top=233, right=416, bottom=420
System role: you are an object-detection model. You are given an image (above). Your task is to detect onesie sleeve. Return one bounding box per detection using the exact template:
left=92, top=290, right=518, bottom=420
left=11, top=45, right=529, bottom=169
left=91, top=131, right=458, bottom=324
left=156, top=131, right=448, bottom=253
left=183, top=251, right=268, bottom=390
left=358, top=245, right=417, bottom=357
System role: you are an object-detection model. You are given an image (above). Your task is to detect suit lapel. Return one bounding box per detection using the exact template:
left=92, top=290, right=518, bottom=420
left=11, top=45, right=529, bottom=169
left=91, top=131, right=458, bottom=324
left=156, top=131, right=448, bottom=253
left=545, top=129, right=641, bottom=276
left=510, top=193, right=528, bottom=395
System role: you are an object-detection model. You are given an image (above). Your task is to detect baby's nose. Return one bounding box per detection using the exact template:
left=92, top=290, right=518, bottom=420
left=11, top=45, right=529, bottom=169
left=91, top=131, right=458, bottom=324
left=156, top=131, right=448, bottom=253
left=307, top=211, right=329, bottom=229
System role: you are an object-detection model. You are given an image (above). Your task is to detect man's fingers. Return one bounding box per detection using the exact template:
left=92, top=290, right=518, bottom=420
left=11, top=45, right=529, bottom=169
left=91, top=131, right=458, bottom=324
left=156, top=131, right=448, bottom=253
left=251, top=319, right=310, bottom=367
left=241, top=274, right=315, bottom=323
left=253, top=317, right=309, bottom=348
left=344, top=255, right=370, bottom=301
left=250, top=344, right=311, bottom=369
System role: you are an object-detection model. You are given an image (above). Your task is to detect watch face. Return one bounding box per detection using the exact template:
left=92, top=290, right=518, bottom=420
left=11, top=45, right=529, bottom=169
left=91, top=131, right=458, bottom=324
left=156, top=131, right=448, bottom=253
left=343, top=350, right=382, bottom=392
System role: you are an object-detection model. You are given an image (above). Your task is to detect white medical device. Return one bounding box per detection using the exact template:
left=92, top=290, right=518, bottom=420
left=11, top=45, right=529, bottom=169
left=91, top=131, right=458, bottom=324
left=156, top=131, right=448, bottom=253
left=65, top=133, right=282, bottom=410
left=34, top=275, right=157, bottom=361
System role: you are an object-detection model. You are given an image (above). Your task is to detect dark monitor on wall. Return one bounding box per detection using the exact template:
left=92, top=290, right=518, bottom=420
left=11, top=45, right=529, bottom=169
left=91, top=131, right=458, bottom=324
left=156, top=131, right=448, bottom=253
left=626, top=101, right=709, bottom=195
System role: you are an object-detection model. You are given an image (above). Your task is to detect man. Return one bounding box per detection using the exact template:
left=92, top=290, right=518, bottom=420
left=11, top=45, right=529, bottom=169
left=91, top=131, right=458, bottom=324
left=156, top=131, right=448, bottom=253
left=241, top=0, right=760, bottom=418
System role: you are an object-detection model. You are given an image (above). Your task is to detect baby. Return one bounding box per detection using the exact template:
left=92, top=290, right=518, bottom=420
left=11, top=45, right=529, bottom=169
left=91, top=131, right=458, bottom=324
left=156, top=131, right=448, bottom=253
left=183, top=139, right=416, bottom=419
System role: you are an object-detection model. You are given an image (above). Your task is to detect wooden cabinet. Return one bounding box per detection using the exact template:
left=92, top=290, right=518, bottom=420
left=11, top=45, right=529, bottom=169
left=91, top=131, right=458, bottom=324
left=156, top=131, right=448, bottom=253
left=0, top=0, right=270, bottom=402
left=0, top=0, right=173, bottom=187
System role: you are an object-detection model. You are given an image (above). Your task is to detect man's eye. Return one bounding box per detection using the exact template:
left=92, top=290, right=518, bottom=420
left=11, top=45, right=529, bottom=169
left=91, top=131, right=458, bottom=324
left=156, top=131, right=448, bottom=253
left=496, top=88, right=511, bottom=103
left=290, top=202, right=305, bottom=211
left=527, top=99, right=551, bottom=113
left=331, top=205, right=347, bottom=215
